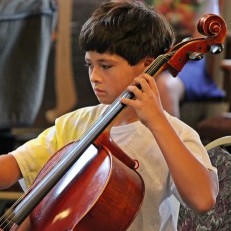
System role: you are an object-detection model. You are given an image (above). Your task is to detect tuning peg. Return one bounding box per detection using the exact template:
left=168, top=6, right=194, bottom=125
left=210, top=44, right=224, bottom=54
left=188, top=52, right=204, bottom=61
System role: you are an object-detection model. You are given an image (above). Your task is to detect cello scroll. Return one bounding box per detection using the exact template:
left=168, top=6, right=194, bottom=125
left=163, top=14, right=227, bottom=77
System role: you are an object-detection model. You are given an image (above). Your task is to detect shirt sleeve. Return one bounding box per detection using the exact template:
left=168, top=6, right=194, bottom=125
left=10, top=104, right=106, bottom=190
left=10, top=126, right=58, bottom=189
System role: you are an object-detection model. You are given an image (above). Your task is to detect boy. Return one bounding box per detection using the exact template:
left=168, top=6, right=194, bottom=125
left=0, top=1, right=218, bottom=230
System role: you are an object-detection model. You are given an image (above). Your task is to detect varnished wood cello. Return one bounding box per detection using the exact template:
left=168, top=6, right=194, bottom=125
left=0, top=14, right=227, bottom=231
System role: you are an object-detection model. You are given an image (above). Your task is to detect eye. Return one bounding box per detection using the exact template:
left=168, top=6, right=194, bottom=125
left=85, top=62, right=93, bottom=69
left=101, top=64, right=112, bottom=70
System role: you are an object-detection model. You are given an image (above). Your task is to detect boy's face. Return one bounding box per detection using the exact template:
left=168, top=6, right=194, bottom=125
left=85, top=51, right=146, bottom=104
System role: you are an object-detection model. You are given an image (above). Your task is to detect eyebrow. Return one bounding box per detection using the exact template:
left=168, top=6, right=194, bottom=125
left=85, top=57, right=116, bottom=63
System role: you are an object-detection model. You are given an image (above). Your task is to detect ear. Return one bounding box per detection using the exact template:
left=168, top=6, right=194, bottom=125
left=144, top=57, right=154, bottom=67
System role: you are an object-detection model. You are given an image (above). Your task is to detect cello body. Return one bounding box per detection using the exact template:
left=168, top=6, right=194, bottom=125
left=29, top=140, right=144, bottom=231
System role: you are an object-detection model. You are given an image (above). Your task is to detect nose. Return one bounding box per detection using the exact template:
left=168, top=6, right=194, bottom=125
left=89, top=67, right=102, bottom=83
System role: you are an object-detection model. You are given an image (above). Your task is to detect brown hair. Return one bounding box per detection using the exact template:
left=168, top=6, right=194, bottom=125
left=79, top=0, right=175, bottom=65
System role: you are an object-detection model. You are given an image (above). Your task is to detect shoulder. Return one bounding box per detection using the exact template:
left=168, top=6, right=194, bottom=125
left=56, top=104, right=108, bottom=125
left=165, top=111, right=216, bottom=171
left=54, top=104, right=109, bottom=144
left=164, top=111, right=199, bottom=138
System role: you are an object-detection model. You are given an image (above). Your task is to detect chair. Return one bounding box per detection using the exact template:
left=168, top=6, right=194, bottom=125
left=177, top=136, right=231, bottom=230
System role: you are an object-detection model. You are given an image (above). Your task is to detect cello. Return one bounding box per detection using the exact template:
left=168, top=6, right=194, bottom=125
left=0, top=14, right=227, bottom=231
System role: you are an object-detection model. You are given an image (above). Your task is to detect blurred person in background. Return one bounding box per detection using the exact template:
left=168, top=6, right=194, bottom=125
left=147, top=0, right=225, bottom=118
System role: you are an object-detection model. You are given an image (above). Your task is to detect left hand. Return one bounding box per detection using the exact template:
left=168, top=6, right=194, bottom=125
left=120, top=73, right=165, bottom=128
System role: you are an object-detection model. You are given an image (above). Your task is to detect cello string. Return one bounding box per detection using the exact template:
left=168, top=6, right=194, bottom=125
left=0, top=193, right=27, bottom=228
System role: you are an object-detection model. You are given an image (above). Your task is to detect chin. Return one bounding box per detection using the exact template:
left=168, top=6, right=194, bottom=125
left=99, top=101, right=111, bottom=105
left=98, top=98, right=113, bottom=105
left=97, top=97, right=114, bottom=105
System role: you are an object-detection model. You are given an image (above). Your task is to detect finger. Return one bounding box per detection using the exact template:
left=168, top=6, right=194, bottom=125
left=127, top=85, right=143, bottom=98
left=141, top=74, right=158, bottom=91
left=133, top=76, right=152, bottom=96
left=120, top=96, right=136, bottom=107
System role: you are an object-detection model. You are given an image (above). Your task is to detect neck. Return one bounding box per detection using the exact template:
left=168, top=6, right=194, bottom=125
left=111, top=106, right=138, bottom=127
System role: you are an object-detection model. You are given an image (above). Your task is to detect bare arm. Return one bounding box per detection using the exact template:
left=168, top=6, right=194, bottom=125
left=121, top=74, right=217, bottom=213
left=0, top=154, right=21, bottom=190
left=149, top=115, right=217, bottom=213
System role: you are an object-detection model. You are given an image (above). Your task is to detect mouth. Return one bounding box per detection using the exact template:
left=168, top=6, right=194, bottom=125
left=94, top=88, right=106, bottom=96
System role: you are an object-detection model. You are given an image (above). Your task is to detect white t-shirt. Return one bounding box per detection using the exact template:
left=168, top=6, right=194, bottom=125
left=110, top=117, right=217, bottom=231
left=11, top=104, right=218, bottom=230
